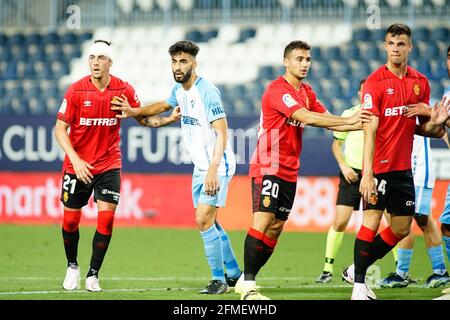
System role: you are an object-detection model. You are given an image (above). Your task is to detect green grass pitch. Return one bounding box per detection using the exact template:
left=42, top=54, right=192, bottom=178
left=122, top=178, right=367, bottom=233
left=0, top=224, right=447, bottom=300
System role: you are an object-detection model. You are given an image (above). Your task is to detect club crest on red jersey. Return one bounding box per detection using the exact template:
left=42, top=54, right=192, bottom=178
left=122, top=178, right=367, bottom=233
left=413, top=84, right=420, bottom=96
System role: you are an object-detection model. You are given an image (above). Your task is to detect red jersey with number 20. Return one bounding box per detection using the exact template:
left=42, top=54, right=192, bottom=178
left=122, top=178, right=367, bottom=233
left=362, top=65, right=430, bottom=174
left=249, top=76, right=327, bottom=182
left=57, top=75, right=140, bottom=175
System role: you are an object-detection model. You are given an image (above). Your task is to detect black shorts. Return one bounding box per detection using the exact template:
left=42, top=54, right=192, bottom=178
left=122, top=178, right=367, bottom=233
left=60, top=168, right=121, bottom=209
left=252, top=175, right=296, bottom=221
left=366, top=170, right=415, bottom=216
left=336, top=168, right=362, bottom=209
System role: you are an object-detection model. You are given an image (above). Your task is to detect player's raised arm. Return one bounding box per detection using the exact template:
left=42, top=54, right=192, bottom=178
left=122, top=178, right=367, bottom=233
left=291, top=108, right=372, bottom=128
left=111, top=96, right=172, bottom=119
left=139, top=107, right=181, bottom=127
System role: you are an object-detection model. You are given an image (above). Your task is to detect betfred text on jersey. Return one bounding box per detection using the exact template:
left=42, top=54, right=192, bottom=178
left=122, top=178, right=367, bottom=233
left=384, top=106, right=408, bottom=117
left=79, top=118, right=118, bottom=126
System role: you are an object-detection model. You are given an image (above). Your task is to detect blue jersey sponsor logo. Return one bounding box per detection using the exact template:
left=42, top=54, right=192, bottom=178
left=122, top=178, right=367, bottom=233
left=182, top=116, right=200, bottom=126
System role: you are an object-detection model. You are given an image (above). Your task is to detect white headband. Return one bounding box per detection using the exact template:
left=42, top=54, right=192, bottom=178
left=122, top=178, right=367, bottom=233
left=88, top=41, right=114, bottom=61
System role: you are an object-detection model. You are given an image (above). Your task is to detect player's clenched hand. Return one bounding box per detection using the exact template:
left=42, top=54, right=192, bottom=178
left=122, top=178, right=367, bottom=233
left=359, top=173, right=377, bottom=205
left=72, top=157, right=94, bottom=184
left=341, top=165, right=359, bottom=183
left=111, top=94, right=136, bottom=118
left=169, top=106, right=182, bottom=122
left=204, top=170, right=220, bottom=196
left=347, top=110, right=372, bottom=125
left=404, top=102, right=431, bottom=117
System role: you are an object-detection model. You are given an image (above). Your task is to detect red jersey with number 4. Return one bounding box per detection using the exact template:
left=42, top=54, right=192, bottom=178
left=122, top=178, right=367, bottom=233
left=362, top=65, right=430, bottom=174
left=249, top=76, right=327, bottom=182
left=57, top=75, right=140, bottom=175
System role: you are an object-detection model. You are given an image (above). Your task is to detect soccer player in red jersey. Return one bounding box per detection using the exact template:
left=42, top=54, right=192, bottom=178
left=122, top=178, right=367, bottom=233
left=235, top=40, right=373, bottom=300
left=54, top=40, right=179, bottom=292
left=349, top=24, right=448, bottom=300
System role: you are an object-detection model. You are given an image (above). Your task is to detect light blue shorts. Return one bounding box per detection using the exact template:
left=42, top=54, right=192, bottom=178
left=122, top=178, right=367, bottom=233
left=192, top=173, right=233, bottom=208
left=440, top=185, right=450, bottom=225
left=415, top=186, right=433, bottom=215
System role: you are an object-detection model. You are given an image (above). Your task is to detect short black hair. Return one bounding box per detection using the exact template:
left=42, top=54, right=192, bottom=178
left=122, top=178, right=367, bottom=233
left=94, top=39, right=112, bottom=46
left=359, top=78, right=366, bottom=89
left=284, top=41, right=311, bottom=58
left=447, top=45, right=450, bottom=54
left=385, top=24, right=412, bottom=39
left=168, top=40, right=199, bottom=57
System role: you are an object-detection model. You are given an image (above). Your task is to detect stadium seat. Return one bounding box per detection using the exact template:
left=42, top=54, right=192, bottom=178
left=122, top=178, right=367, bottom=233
left=28, top=97, right=47, bottom=115
left=42, top=32, right=60, bottom=45
left=237, top=27, right=257, bottom=43
left=8, top=33, right=26, bottom=46
left=414, top=27, right=430, bottom=41
left=353, top=28, right=370, bottom=41
left=323, top=47, right=341, bottom=60
left=185, top=29, right=204, bottom=43
left=10, top=97, right=29, bottom=115
left=26, top=33, right=43, bottom=45
left=258, top=66, right=275, bottom=80
left=61, top=33, right=79, bottom=45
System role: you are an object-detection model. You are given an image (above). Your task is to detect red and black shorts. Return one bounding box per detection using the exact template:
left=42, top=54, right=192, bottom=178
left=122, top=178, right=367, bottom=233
left=336, top=168, right=362, bottom=209
left=251, top=175, right=297, bottom=221
left=366, top=169, right=415, bottom=216
left=60, top=168, right=121, bottom=209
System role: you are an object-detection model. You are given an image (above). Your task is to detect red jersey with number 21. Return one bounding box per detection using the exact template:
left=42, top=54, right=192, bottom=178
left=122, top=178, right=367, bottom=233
left=57, top=75, right=140, bottom=175
left=249, top=76, right=327, bottom=182
left=362, top=65, right=430, bottom=174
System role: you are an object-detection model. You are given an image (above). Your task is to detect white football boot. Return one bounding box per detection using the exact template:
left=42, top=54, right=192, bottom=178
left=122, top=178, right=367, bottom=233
left=85, top=275, right=102, bottom=292
left=63, top=266, right=80, bottom=291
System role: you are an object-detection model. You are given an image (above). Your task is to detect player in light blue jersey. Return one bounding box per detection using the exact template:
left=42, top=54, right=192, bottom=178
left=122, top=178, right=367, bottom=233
left=378, top=132, right=449, bottom=288
left=111, top=40, right=241, bottom=295
left=439, top=45, right=450, bottom=297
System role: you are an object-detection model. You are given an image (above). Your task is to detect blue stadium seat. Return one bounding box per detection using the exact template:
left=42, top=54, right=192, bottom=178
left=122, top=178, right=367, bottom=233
left=353, top=29, right=370, bottom=41
left=8, top=33, right=26, bottom=45
left=28, top=97, right=47, bottom=115
left=3, top=63, right=18, bottom=79
left=78, top=32, right=93, bottom=43
left=415, top=60, right=432, bottom=78
left=61, top=32, right=78, bottom=45
left=430, top=63, right=448, bottom=81
left=352, top=63, right=371, bottom=80
left=231, top=84, right=246, bottom=99
left=42, top=32, right=60, bottom=45
left=233, top=97, right=255, bottom=116
left=28, top=45, right=46, bottom=62
left=0, top=47, right=12, bottom=61
left=26, top=85, right=41, bottom=99
left=0, top=33, right=7, bottom=46
left=26, top=33, right=43, bottom=45
left=364, top=45, right=382, bottom=60
left=258, top=66, right=275, bottom=80
left=203, top=29, right=218, bottom=42
left=10, top=97, right=29, bottom=115
left=333, top=62, right=352, bottom=79
left=414, top=27, right=430, bottom=42
left=44, top=82, right=60, bottom=99
left=430, top=27, right=449, bottom=42
left=345, top=46, right=361, bottom=60
left=310, top=62, right=331, bottom=79
left=236, top=28, right=256, bottom=43
left=310, top=47, right=322, bottom=60
left=421, top=44, right=440, bottom=60
left=0, top=97, right=12, bottom=115
left=46, top=97, right=60, bottom=115
left=185, top=30, right=204, bottom=42
left=323, top=47, right=341, bottom=60
left=429, top=80, right=444, bottom=98
left=324, top=82, right=344, bottom=100
left=14, top=46, right=29, bottom=62
left=23, top=63, right=36, bottom=79
left=370, top=28, right=385, bottom=41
